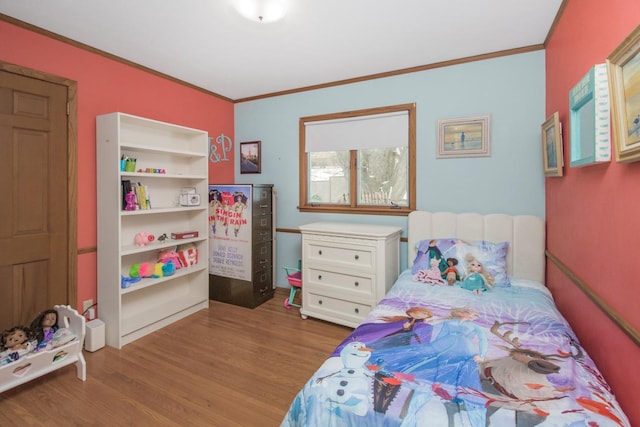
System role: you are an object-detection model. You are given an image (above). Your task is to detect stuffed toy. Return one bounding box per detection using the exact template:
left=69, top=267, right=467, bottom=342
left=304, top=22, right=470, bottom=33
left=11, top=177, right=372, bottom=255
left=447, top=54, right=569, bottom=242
left=30, top=309, right=59, bottom=352
left=162, top=262, right=176, bottom=276
left=152, top=262, right=176, bottom=278
left=460, top=253, right=495, bottom=295
left=413, top=257, right=447, bottom=285
left=134, top=231, right=155, bottom=247
left=178, top=243, right=198, bottom=267
left=121, top=275, right=142, bottom=288
left=129, top=261, right=175, bottom=279
left=129, top=262, right=153, bottom=278
left=158, top=247, right=182, bottom=270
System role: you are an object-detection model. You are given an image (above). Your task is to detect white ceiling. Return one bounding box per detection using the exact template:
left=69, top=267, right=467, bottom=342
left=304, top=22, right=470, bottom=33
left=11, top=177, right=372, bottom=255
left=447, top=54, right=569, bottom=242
left=0, top=0, right=562, bottom=101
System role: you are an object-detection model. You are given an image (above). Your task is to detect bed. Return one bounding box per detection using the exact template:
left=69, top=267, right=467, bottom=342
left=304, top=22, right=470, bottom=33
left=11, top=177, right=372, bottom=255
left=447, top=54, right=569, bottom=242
left=282, top=211, right=630, bottom=427
left=0, top=305, right=86, bottom=393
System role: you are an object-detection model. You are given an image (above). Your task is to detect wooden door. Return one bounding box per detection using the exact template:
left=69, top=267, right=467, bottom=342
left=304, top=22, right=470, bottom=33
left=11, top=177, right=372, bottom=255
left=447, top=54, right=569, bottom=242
left=0, top=69, right=70, bottom=328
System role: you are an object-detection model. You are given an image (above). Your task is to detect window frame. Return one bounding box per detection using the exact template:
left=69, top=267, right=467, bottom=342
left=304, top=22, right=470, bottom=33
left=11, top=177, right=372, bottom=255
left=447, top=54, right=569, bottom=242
left=298, top=103, right=416, bottom=216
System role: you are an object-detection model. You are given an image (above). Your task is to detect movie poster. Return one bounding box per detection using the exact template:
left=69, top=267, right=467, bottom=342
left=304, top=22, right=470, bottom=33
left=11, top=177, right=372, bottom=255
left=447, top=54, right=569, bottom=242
left=208, top=184, right=252, bottom=281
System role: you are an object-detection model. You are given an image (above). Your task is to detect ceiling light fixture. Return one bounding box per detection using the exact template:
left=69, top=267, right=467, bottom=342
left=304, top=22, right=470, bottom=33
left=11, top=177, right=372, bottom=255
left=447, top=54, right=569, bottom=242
left=235, top=0, right=286, bottom=23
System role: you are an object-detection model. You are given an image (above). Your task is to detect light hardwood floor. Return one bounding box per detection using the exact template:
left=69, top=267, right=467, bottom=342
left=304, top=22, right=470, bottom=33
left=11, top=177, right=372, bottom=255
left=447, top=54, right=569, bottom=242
left=0, top=288, right=352, bottom=426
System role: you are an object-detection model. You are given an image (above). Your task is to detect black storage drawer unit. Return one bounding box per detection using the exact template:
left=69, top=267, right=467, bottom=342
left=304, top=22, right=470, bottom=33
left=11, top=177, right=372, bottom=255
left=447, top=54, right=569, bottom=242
left=210, top=184, right=275, bottom=308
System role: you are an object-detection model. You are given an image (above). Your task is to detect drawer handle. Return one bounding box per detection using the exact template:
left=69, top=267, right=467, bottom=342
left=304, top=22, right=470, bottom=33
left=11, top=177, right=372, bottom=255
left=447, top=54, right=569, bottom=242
left=259, top=204, right=268, bottom=208
left=354, top=308, right=359, bottom=314
left=318, top=299, right=323, bottom=305
left=318, top=275, right=322, bottom=281
left=354, top=254, right=359, bottom=260
left=318, top=250, right=322, bottom=256
left=354, top=281, right=359, bottom=287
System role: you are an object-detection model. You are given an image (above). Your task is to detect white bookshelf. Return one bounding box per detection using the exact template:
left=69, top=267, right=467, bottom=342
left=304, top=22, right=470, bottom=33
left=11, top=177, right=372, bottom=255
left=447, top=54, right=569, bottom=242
left=96, top=112, right=209, bottom=348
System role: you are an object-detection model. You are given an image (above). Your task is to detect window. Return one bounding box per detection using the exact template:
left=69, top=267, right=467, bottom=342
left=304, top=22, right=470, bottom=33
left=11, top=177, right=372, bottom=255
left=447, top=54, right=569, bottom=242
left=299, top=103, right=416, bottom=215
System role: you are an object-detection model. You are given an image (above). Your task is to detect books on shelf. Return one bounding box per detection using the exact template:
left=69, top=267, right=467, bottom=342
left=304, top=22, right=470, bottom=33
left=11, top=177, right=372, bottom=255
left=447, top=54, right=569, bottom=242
left=121, top=180, right=151, bottom=211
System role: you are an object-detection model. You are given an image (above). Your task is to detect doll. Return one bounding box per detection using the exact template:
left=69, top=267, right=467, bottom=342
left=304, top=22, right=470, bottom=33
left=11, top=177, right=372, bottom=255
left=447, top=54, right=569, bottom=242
left=443, top=257, right=460, bottom=285
left=413, top=257, right=447, bottom=285
left=0, top=326, right=34, bottom=365
left=30, top=309, right=59, bottom=351
left=460, top=253, right=495, bottom=295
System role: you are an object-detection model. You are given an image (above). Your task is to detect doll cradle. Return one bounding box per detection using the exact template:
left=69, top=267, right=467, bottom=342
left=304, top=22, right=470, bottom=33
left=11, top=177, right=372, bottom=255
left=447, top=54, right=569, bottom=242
left=282, top=266, right=302, bottom=309
left=0, top=305, right=86, bottom=393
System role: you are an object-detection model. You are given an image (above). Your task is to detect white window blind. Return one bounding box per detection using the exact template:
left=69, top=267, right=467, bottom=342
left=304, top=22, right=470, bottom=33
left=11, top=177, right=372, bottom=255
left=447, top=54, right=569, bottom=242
left=304, top=111, right=408, bottom=152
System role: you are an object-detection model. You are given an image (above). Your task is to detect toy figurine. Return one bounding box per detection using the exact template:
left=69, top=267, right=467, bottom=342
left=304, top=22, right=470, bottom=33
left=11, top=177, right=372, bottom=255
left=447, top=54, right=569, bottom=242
left=30, top=309, right=59, bottom=351
left=0, top=326, right=34, bottom=365
left=125, top=191, right=137, bottom=211
left=460, top=254, right=495, bottom=295
left=413, top=257, right=447, bottom=285
left=443, top=257, right=460, bottom=285
left=134, top=231, right=155, bottom=247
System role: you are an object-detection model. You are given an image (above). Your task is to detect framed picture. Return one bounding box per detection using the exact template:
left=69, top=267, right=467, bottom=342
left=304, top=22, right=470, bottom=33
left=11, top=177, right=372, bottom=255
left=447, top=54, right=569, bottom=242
left=607, top=24, right=640, bottom=163
left=541, top=112, right=564, bottom=177
left=437, top=115, right=491, bottom=158
left=240, top=141, right=261, bottom=174
left=569, top=64, right=611, bottom=167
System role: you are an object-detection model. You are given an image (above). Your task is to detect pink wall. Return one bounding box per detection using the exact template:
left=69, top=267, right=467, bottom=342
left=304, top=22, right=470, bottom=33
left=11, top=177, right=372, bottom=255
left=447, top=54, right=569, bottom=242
left=1, top=21, right=235, bottom=315
left=545, top=1, right=640, bottom=423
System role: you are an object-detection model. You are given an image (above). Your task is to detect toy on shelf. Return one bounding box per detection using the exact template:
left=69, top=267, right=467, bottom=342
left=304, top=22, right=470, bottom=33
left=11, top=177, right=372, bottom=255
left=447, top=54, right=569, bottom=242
left=134, top=231, right=155, bottom=247
left=177, top=243, right=198, bottom=267
left=125, top=191, right=137, bottom=211
left=129, top=262, right=175, bottom=279
left=138, top=168, right=166, bottom=174
left=158, top=247, right=182, bottom=270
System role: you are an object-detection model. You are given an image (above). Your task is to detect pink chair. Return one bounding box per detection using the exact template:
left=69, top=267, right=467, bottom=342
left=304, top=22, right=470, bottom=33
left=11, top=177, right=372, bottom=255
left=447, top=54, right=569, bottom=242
left=282, top=266, right=302, bottom=309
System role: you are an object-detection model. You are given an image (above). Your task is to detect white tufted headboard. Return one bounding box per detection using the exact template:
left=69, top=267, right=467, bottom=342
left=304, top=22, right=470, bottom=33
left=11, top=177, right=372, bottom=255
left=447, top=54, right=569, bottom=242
left=407, top=211, right=545, bottom=283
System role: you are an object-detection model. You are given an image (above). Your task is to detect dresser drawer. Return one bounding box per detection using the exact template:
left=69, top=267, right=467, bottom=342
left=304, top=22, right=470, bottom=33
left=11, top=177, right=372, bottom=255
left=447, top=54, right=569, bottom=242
left=303, top=291, right=372, bottom=326
left=306, top=267, right=373, bottom=297
left=304, top=239, right=375, bottom=271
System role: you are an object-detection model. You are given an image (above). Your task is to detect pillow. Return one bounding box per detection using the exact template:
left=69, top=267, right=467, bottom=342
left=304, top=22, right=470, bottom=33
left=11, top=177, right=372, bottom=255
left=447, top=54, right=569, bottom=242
left=411, top=238, right=459, bottom=274
left=454, top=240, right=510, bottom=287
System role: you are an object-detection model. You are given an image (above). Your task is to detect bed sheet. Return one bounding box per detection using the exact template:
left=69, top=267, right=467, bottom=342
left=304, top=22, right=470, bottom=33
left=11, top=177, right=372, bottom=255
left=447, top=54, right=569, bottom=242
left=282, top=270, right=629, bottom=427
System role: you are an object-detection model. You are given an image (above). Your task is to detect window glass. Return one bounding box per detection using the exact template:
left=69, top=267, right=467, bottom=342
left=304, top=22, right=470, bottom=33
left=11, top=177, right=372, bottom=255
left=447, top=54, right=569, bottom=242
left=299, top=103, right=415, bottom=215
left=357, top=147, right=408, bottom=206
left=309, top=151, right=350, bottom=204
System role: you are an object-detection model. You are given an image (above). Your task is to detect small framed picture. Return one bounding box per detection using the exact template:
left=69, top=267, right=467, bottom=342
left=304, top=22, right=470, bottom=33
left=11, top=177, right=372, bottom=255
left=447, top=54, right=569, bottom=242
left=607, top=24, right=640, bottom=163
left=541, top=112, right=564, bottom=177
left=240, top=141, right=261, bottom=174
left=437, top=115, right=491, bottom=158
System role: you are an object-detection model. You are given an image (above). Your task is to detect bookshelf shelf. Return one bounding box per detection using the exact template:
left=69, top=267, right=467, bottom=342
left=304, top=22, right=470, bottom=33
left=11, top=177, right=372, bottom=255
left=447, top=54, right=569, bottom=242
left=120, top=206, right=207, bottom=216
left=120, top=171, right=207, bottom=180
left=97, top=112, right=209, bottom=349
left=121, top=236, right=207, bottom=256
left=121, top=264, right=208, bottom=295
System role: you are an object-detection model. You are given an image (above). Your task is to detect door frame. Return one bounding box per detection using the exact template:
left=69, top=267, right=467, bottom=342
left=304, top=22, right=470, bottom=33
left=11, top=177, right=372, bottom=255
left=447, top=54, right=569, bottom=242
left=1, top=60, right=78, bottom=305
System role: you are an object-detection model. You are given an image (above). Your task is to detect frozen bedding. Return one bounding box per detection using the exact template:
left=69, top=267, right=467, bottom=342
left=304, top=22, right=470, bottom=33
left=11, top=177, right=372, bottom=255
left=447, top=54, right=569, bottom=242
left=281, top=271, right=629, bottom=426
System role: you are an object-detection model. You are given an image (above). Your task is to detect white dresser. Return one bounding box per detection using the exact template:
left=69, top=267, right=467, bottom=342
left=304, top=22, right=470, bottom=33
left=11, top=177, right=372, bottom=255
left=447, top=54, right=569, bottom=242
left=299, top=222, right=402, bottom=328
